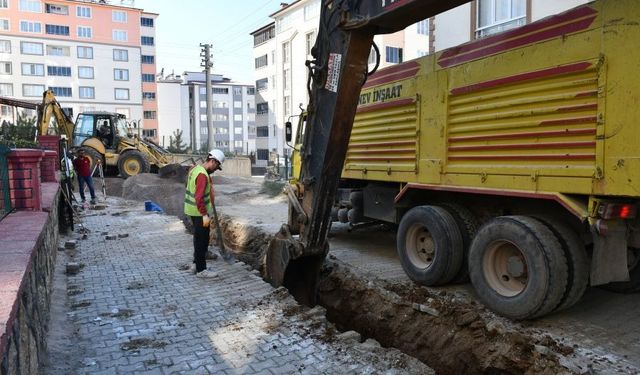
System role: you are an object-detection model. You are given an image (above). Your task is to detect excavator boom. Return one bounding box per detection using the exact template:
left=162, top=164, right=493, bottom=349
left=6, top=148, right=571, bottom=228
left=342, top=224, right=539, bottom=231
left=266, top=0, right=471, bottom=304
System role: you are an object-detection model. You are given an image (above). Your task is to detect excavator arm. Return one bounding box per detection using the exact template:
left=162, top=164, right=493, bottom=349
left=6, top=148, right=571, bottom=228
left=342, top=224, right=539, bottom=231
left=37, top=90, right=75, bottom=139
left=266, top=0, right=471, bottom=304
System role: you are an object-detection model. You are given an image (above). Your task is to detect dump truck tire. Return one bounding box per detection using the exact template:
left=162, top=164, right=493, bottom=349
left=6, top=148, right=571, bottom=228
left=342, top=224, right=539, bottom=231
left=397, top=205, right=464, bottom=286
left=118, top=150, right=149, bottom=178
left=534, top=215, right=589, bottom=312
left=601, top=248, right=640, bottom=293
left=468, top=216, right=568, bottom=320
left=80, top=147, right=102, bottom=173
left=439, top=203, right=479, bottom=284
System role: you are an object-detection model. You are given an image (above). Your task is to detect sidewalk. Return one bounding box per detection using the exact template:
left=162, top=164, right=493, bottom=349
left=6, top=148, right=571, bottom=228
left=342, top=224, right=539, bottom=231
left=43, top=197, right=432, bottom=375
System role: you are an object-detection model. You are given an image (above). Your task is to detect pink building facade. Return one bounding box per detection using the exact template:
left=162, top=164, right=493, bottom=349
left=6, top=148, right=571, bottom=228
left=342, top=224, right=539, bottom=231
left=0, top=0, right=159, bottom=141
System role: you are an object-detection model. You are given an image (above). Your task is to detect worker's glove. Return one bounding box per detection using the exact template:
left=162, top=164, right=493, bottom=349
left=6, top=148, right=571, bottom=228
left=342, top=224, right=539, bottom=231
left=202, top=214, right=211, bottom=228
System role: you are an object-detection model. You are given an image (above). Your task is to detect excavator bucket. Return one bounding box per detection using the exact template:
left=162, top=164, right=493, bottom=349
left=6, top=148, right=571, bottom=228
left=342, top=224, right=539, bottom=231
left=265, top=224, right=327, bottom=306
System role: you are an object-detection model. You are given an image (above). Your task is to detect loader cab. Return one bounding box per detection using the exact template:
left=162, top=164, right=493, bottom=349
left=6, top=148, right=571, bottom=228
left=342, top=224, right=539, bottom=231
left=73, top=112, right=128, bottom=150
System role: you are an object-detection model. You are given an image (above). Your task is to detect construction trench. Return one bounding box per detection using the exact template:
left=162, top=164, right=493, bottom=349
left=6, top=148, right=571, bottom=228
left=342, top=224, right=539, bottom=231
left=110, top=173, right=638, bottom=375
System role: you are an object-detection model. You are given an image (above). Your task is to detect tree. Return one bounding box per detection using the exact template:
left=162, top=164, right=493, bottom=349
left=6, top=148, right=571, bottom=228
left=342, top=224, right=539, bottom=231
left=167, top=129, right=187, bottom=153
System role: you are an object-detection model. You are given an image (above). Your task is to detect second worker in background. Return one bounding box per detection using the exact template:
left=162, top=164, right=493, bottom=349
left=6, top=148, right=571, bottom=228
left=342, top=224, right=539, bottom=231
left=184, top=149, right=225, bottom=278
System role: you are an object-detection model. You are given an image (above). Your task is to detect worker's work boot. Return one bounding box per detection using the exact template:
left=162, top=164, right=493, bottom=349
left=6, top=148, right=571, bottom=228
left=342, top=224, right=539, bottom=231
left=90, top=199, right=96, bottom=205
left=196, top=269, right=218, bottom=279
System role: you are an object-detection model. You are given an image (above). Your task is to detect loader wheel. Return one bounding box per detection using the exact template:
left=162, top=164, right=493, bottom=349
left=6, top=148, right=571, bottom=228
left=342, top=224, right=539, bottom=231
left=397, top=205, right=463, bottom=286
left=80, top=147, right=103, bottom=173
left=118, top=151, right=150, bottom=178
left=468, top=216, right=568, bottom=320
left=534, top=215, right=589, bottom=311
left=439, top=203, right=479, bottom=284
left=601, top=248, right=640, bottom=293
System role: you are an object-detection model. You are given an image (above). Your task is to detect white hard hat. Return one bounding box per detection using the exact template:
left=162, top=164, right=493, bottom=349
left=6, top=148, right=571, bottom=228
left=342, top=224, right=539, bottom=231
left=208, top=149, right=225, bottom=170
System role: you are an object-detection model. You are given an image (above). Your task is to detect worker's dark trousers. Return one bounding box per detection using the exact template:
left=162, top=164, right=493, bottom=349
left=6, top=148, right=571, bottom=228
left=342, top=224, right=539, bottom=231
left=190, top=216, right=210, bottom=273
left=77, top=175, right=96, bottom=201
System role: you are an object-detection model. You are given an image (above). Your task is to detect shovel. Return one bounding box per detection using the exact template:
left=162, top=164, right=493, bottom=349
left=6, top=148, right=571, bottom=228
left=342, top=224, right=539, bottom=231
left=211, top=201, right=234, bottom=263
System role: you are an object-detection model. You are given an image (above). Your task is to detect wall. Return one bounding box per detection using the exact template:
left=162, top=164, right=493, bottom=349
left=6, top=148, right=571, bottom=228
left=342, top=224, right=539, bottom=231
left=166, top=155, right=252, bottom=177
left=0, top=184, right=60, bottom=374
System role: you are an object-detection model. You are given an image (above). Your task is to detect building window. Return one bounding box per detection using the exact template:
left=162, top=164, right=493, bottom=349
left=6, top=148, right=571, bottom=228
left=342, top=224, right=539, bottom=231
left=47, top=66, right=71, bottom=76
left=0, top=83, right=13, bottom=96
left=233, top=87, right=242, bottom=96
left=77, top=26, right=92, bottom=38
left=0, top=105, right=11, bottom=116
left=45, top=3, right=69, bottom=15
left=45, top=24, right=69, bottom=36
left=256, top=102, right=268, bottom=115
left=0, top=0, right=7, bottom=8
left=76, top=5, right=91, bottom=18
left=385, top=46, right=403, bottom=63
left=304, top=1, right=320, bottom=20
left=19, top=0, right=41, bottom=12
left=21, top=63, right=43, bottom=76
left=0, top=62, right=11, bottom=75
left=78, top=66, right=93, bottom=79
left=141, top=36, right=154, bottom=46
left=79, top=86, right=95, bottom=99
left=141, top=17, right=154, bottom=27
left=216, top=127, right=228, bottom=135
left=142, top=129, right=157, bottom=138
left=234, top=128, right=242, bottom=135
left=46, top=45, right=70, bottom=56
left=257, top=126, right=269, bottom=137
left=234, top=114, right=242, bottom=121
left=234, top=141, right=243, bottom=149
left=20, top=21, right=41, bottom=33
left=257, top=149, right=269, bottom=160
left=113, top=49, right=128, bottom=61
left=143, top=92, right=156, bottom=100
left=212, top=87, right=229, bottom=94
left=49, top=86, right=72, bottom=97
left=213, top=114, right=228, bottom=121
left=247, top=87, right=255, bottom=95
left=476, top=0, right=526, bottom=38
left=283, top=96, right=291, bottom=117
left=143, top=111, right=156, bottom=120
left=306, top=32, right=315, bottom=55
left=283, top=69, right=290, bottom=91
left=234, top=100, right=242, bottom=108
left=256, top=78, right=268, bottom=92
left=112, top=10, right=127, bottom=23
left=113, top=30, right=128, bottom=41
left=114, top=88, right=129, bottom=100
left=77, top=46, right=93, bottom=59
left=416, top=19, right=429, bottom=35
left=282, top=41, right=290, bottom=64
left=62, top=107, right=73, bottom=118
left=141, top=73, right=155, bottom=82
left=213, top=101, right=228, bottom=108
left=115, top=108, right=129, bottom=118
left=21, top=41, right=43, bottom=55
left=0, top=19, right=8, bottom=31
left=0, top=40, right=10, bottom=53
left=113, top=68, right=129, bottom=81
left=255, top=54, right=268, bottom=69
left=141, top=55, right=155, bottom=64
left=253, top=26, right=275, bottom=46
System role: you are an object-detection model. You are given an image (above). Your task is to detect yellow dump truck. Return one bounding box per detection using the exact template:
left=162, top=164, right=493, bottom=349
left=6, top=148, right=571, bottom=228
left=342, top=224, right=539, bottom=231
left=286, top=0, right=640, bottom=319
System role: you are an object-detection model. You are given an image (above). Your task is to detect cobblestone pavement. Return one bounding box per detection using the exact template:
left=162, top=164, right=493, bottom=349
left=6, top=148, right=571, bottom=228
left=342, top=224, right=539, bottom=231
left=43, top=197, right=432, bottom=375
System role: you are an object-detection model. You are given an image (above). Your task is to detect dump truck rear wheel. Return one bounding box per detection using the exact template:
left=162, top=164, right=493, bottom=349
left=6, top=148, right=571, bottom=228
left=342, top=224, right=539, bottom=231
left=468, top=216, right=568, bottom=320
left=439, top=203, right=479, bottom=284
left=534, top=215, right=589, bottom=311
left=601, top=248, right=640, bottom=293
left=397, top=205, right=463, bottom=286
left=118, top=150, right=149, bottom=178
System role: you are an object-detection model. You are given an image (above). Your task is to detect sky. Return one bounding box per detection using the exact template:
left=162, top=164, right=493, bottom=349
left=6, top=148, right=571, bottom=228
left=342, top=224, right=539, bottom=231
left=134, top=0, right=286, bottom=83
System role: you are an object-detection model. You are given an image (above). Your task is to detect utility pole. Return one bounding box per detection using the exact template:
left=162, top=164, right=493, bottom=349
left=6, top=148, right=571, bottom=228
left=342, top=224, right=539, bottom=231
left=200, top=43, right=214, bottom=152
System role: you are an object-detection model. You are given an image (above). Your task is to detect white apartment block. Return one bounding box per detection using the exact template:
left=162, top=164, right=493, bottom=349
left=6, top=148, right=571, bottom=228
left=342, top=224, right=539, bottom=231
left=156, top=72, right=256, bottom=155
left=0, top=0, right=159, bottom=141
left=252, top=0, right=593, bottom=162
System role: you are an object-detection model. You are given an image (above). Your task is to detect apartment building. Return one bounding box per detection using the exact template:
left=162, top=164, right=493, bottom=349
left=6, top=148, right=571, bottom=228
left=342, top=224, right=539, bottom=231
left=252, top=0, right=593, bottom=162
left=180, top=71, right=256, bottom=154
left=251, top=0, right=430, bottom=162
left=0, top=0, right=159, bottom=141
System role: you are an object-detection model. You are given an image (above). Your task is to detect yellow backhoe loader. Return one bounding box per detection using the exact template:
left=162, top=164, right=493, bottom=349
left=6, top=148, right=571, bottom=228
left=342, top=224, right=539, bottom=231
left=37, top=90, right=173, bottom=178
